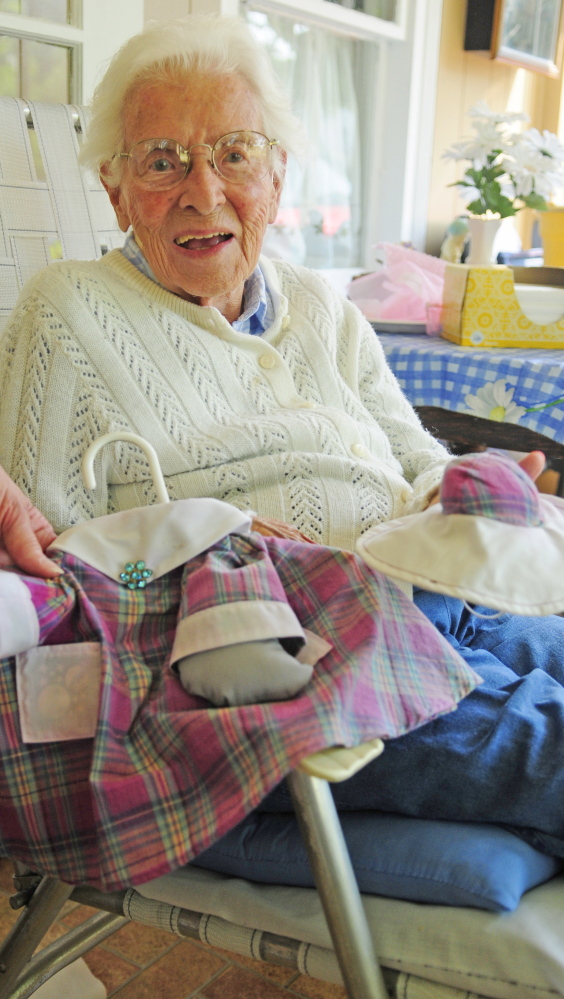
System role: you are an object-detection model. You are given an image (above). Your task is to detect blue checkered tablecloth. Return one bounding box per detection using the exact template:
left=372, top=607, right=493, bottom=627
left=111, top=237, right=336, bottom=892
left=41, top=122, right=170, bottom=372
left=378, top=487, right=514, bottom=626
left=377, top=332, right=564, bottom=445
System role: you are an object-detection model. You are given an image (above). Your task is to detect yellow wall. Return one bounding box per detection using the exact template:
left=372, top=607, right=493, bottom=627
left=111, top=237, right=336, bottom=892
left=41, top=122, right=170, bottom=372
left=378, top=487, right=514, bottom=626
left=426, top=0, right=564, bottom=255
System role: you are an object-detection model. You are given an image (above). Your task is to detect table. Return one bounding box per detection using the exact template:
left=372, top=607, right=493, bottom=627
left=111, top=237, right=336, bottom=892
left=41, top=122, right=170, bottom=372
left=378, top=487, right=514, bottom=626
left=376, top=332, right=564, bottom=491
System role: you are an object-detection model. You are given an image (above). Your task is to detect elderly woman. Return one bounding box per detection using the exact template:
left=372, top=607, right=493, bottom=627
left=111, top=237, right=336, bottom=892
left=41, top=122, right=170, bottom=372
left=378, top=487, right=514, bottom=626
left=1, top=14, right=564, bottom=863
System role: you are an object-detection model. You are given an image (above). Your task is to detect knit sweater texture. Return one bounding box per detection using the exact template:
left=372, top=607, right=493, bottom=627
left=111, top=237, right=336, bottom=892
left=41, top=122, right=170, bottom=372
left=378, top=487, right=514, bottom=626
left=0, top=252, right=450, bottom=549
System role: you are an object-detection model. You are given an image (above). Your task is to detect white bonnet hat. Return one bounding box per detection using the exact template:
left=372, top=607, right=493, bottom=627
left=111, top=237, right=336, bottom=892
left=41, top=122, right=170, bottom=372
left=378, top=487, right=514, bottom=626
left=357, top=451, right=564, bottom=616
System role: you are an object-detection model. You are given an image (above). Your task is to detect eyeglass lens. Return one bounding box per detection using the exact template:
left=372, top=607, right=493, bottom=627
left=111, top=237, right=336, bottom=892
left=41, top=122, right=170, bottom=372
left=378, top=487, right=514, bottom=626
left=128, top=131, right=273, bottom=188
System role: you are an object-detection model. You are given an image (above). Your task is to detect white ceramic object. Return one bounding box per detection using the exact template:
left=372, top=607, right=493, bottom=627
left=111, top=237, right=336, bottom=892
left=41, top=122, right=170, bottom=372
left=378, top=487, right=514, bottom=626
left=513, top=283, right=564, bottom=325
left=466, top=216, right=502, bottom=265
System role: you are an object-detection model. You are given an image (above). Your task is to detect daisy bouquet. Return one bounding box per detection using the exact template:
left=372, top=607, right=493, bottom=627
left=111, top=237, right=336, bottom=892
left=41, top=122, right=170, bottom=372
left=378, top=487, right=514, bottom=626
left=444, top=101, right=564, bottom=218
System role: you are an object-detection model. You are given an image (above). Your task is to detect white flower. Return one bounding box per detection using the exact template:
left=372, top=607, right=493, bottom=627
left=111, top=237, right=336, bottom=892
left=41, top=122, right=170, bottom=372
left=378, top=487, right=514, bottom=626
left=444, top=126, right=505, bottom=169
left=457, top=183, right=481, bottom=205
left=522, top=128, right=564, bottom=163
left=465, top=380, right=525, bottom=423
left=445, top=102, right=564, bottom=215
left=499, top=176, right=517, bottom=201
left=468, top=101, right=529, bottom=126
left=506, top=143, right=562, bottom=199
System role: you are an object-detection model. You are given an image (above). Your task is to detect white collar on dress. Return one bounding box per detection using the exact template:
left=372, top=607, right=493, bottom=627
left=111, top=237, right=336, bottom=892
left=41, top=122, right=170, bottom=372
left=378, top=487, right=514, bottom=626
left=49, top=499, right=252, bottom=585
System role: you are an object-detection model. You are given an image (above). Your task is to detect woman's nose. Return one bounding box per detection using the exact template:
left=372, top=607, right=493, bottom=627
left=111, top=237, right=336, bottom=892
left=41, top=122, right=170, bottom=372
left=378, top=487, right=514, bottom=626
left=176, top=152, right=226, bottom=214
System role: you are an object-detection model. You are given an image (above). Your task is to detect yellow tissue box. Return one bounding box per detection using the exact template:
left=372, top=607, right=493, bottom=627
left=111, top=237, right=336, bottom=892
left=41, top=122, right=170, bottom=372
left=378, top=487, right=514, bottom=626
left=441, top=263, right=564, bottom=348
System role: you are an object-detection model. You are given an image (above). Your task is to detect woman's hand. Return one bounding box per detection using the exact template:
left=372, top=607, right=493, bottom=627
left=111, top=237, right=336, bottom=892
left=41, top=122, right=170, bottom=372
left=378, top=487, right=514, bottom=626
left=251, top=515, right=315, bottom=544
left=0, top=467, right=61, bottom=577
left=517, top=450, right=545, bottom=482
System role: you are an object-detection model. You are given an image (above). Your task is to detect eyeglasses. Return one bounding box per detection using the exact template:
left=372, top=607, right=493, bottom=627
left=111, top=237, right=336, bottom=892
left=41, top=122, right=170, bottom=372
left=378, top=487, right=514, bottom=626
left=118, top=131, right=279, bottom=190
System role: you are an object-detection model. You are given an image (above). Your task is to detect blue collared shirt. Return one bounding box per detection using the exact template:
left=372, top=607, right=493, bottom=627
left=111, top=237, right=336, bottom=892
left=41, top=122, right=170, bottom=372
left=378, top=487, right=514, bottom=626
left=120, top=231, right=273, bottom=335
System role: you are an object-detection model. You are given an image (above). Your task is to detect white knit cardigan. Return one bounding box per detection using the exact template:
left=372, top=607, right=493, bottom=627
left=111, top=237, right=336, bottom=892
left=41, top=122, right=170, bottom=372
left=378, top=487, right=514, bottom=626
left=0, top=252, right=450, bottom=549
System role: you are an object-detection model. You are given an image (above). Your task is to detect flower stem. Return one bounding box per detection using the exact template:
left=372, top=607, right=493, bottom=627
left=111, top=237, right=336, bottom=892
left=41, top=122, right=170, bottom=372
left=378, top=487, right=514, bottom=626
left=523, top=396, right=564, bottom=413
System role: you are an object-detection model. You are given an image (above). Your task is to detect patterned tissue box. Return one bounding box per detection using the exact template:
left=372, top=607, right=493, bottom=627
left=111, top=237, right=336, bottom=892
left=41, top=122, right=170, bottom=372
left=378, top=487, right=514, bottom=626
left=441, top=263, right=564, bottom=349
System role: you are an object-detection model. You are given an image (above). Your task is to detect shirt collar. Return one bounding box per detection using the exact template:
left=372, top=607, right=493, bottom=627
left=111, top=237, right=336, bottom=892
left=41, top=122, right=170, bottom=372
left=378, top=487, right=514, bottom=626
left=120, top=231, right=273, bottom=335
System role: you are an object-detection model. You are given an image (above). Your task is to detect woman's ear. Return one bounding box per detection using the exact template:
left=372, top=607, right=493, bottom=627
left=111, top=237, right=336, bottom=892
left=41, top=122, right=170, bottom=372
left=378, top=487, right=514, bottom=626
left=268, top=150, right=286, bottom=224
left=99, top=164, right=132, bottom=233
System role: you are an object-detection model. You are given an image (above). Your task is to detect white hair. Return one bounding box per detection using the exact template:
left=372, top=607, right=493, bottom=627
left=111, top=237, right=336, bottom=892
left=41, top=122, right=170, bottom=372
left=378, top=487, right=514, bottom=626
left=79, top=14, right=305, bottom=185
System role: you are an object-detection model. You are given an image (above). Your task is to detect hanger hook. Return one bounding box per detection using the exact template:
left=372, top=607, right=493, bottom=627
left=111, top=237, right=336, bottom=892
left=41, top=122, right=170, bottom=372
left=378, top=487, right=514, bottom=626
left=82, top=432, right=170, bottom=505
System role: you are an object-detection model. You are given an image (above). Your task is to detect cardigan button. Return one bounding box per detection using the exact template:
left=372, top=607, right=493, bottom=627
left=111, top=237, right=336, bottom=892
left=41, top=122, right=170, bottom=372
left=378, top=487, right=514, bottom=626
left=281, top=314, right=291, bottom=329
left=259, top=354, right=276, bottom=369
left=351, top=443, right=370, bottom=459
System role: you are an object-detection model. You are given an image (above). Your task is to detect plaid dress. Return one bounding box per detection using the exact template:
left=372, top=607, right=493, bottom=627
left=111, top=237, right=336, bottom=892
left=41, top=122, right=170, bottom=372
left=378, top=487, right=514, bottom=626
left=0, top=532, right=479, bottom=890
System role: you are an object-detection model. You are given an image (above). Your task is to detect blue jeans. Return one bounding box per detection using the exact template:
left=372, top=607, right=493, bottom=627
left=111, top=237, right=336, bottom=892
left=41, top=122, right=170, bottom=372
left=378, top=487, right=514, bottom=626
left=258, top=590, right=564, bottom=857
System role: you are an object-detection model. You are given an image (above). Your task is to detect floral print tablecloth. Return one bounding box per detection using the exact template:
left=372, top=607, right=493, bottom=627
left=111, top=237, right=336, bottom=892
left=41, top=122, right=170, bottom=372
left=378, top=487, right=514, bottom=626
left=377, top=332, right=564, bottom=443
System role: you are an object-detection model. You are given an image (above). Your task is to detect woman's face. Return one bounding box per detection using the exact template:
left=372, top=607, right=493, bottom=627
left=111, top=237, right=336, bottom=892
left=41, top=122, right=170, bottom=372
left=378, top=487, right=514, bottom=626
left=103, top=73, right=283, bottom=322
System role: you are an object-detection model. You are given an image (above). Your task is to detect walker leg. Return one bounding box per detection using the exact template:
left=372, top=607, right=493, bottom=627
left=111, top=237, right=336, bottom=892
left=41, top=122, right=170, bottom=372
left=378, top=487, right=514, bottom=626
left=287, top=769, right=388, bottom=999
left=0, top=877, right=73, bottom=999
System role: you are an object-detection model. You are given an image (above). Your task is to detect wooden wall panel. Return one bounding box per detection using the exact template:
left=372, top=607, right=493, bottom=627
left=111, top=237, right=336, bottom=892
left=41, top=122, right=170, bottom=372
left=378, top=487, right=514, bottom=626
left=426, top=0, right=563, bottom=255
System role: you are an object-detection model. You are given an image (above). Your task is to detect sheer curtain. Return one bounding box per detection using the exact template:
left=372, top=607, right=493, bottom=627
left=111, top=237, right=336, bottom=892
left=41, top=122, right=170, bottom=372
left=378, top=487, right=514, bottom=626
left=247, top=8, right=367, bottom=268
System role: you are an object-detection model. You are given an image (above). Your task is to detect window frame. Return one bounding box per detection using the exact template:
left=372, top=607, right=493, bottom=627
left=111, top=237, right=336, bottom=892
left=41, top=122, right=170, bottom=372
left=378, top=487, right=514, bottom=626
left=0, top=9, right=83, bottom=101
left=0, top=0, right=145, bottom=104
left=241, top=0, right=407, bottom=41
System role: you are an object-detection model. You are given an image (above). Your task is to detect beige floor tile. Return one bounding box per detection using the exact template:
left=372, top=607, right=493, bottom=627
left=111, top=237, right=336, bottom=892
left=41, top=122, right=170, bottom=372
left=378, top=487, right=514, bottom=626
left=83, top=944, right=138, bottom=995
left=110, top=938, right=225, bottom=998
left=0, top=893, right=20, bottom=939
left=200, top=964, right=301, bottom=999
left=60, top=902, right=99, bottom=928
left=287, top=976, right=347, bottom=999
left=201, top=944, right=296, bottom=985
left=59, top=898, right=80, bottom=919
left=102, top=918, right=180, bottom=966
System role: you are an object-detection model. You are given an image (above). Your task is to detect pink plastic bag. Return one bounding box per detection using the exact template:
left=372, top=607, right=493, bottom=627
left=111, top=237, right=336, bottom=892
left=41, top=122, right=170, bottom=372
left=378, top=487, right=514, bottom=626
left=347, top=244, right=446, bottom=326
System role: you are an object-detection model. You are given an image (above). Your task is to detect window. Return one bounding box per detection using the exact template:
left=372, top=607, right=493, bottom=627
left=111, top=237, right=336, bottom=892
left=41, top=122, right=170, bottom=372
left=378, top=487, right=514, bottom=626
left=0, top=0, right=145, bottom=104
left=0, top=0, right=144, bottom=190
left=325, top=0, right=397, bottom=17
left=242, top=0, right=442, bottom=268
left=248, top=8, right=376, bottom=269
left=0, top=35, right=72, bottom=101
left=0, top=1, right=81, bottom=102
left=0, top=0, right=75, bottom=24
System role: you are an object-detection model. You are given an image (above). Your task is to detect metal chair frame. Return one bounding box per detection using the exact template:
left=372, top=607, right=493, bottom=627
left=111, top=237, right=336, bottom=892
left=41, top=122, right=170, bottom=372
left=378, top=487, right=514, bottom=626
left=2, top=94, right=564, bottom=999
left=0, top=755, right=387, bottom=999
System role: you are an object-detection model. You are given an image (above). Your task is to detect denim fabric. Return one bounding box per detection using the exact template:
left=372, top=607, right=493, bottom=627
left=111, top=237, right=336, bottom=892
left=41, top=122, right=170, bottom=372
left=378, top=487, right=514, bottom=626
left=258, top=589, right=564, bottom=858
left=191, top=810, right=562, bottom=912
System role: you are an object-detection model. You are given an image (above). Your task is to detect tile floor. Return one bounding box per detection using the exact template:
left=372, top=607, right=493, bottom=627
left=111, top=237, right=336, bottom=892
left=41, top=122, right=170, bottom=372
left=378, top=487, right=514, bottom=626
left=0, top=859, right=346, bottom=999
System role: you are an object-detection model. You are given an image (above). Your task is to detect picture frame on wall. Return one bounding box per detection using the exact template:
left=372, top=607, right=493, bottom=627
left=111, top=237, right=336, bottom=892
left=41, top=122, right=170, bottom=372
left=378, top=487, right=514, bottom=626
left=491, top=0, right=564, bottom=76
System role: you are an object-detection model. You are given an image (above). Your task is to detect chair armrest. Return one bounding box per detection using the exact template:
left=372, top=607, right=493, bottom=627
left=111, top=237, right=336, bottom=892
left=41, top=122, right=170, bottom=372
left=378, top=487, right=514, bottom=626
left=298, top=738, right=384, bottom=782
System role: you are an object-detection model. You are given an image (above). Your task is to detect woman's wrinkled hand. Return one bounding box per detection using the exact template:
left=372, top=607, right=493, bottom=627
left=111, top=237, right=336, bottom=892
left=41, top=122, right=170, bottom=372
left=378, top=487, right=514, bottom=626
left=0, top=466, right=61, bottom=577
left=517, top=450, right=545, bottom=482
left=251, top=515, right=315, bottom=544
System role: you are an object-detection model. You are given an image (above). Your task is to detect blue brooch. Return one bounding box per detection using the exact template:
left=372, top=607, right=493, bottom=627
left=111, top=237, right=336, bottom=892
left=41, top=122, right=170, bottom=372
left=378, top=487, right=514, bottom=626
left=120, top=561, right=153, bottom=590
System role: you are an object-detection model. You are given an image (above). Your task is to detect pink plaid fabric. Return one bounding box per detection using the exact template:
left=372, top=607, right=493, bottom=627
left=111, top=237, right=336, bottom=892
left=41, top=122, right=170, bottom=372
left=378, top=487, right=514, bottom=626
left=440, top=452, right=542, bottom=526
left=0, top=533, right=479, bottom=890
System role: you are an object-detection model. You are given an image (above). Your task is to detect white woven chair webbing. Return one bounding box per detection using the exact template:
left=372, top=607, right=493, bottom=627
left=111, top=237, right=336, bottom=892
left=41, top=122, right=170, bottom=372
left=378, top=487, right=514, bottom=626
left=395, top=972, right=484, bottom=999
left=297, top=940, right=341, bottom=983
left=27, top=101, right=100, bottom=262
left=199, top=912, right=264, bottom=961
left=0, top=96, right=125, bottom=330
left=123, top=887, right=183, bottom=936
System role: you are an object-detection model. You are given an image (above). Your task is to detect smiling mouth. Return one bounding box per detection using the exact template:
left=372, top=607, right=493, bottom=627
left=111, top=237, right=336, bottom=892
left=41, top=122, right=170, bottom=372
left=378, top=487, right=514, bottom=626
left=174, top=232, right=233, bottom=250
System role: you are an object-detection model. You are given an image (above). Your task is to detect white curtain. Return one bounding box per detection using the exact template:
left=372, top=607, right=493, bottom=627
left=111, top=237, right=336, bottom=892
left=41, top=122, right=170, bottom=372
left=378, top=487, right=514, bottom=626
left=247, top=9, right=365, bottom=268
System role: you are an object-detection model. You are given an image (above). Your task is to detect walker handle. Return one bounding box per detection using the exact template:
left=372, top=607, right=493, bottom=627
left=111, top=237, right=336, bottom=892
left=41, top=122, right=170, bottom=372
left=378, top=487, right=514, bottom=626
left=82, top=432, right=170, bottom=504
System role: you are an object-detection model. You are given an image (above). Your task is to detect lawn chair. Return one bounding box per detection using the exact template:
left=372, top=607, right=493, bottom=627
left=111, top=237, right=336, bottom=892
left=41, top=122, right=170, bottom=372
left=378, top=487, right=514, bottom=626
left=1, top=95, right=564, bottom=999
